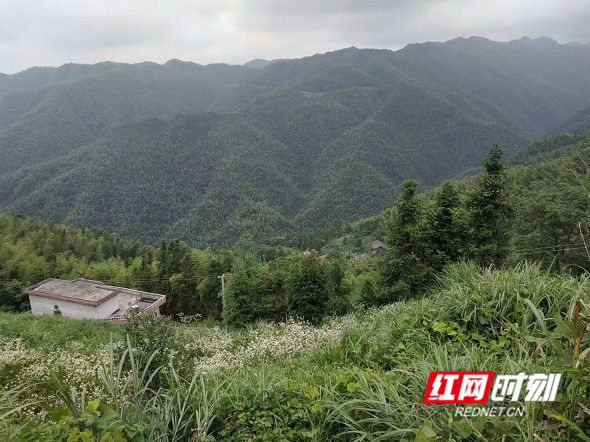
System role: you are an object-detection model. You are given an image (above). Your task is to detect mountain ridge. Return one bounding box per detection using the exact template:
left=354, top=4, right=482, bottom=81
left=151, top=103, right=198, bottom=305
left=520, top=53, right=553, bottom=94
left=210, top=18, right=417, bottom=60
left=2, top=35, right=585, bottom=77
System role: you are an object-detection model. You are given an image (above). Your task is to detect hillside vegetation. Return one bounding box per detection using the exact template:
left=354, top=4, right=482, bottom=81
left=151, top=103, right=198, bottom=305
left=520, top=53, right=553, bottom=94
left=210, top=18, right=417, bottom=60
left=321, top=130, right=590, bottom=267
left=0, top=213, right=154, bottom=311
left=1, top=37, right=590, bottom=440
left=2, top=37, right=590, bottom=247
left=3, top=134, right=590, bottom=324
left=557, top=104, right=590, bottom=133
left=0, top=263, right=588, bottom=440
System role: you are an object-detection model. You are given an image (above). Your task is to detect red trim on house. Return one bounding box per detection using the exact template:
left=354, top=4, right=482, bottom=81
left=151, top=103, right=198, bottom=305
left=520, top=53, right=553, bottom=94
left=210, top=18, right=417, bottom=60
left=144, top=295, right=166, bottom=312
left=24, top=278, right=166, bottom=322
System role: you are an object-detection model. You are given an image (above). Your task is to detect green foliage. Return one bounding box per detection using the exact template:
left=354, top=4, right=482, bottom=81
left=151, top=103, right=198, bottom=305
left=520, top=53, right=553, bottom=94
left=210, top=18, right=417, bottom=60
left=223, top=247, right=351, bottom=325
left=0, top=213, right=153, bottom=311
left=286, top=251, right=329, bottom=323
left=223, top=253, right=268, bottom=326
left=510, top=141, right=590, bottom=271
left=427, top=180, right=466, bottom=269
left=158, top=239, right=199, bottom=316
left=325, top=257, right=353, bottom=315
left=325, top=131, right=590, bottom=275
left=511, top=130, right=590, bottom=164
left=216, top=367, right=322, bottom=441
left=21, top=398, right=143, bottom=441
left=155, top=239, right=234, bottom=321
left=557, top=105, right=590, bottom=134
left=195, top=249, right=232, bottom=320
left=122, top=313, right=182, bottom=380
left=378, top=147, right=512, bottom=304
left=466, top=145, right=512, bottom=266
left=381, top=179, right=435, bottom=301
left=358, top=273, right=379, bottom=306
left=3, top=263, right=589, bottom=441
left=0, top=311, right=122, bottom=352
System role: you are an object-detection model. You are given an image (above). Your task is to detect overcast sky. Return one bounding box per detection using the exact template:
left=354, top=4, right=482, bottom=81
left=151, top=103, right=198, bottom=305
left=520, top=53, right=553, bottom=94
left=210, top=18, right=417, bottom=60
left=1, top=0, right=589, bottom=74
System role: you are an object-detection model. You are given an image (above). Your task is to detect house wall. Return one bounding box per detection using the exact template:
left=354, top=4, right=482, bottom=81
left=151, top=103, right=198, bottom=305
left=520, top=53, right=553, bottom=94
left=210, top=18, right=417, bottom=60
left=97, top=296, right=120, bottom=319
left=29, top=294, right=99, bottom=319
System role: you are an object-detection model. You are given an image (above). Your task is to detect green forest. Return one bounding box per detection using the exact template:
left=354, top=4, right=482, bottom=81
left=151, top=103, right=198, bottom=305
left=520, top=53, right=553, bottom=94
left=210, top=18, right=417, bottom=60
left=0, top=135, right=589, bottom=440
left=2, top=37, right=590, bottom=247
left=2, top=131, right=590, bottom=325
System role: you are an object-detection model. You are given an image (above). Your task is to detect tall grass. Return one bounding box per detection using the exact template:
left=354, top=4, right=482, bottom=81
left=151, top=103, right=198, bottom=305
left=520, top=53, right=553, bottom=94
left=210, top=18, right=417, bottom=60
left=313, top=262, right=589, bottom=440
left=0, top=384, right=38, bottom=440
left=0, top=311, right=122, bottom=353
left=98, top=338, right=222, bottom=441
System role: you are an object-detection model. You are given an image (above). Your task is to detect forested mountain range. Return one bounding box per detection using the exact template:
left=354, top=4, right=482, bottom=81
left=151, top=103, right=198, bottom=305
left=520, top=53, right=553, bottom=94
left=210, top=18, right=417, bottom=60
left=1, top=36, right=590, bottom=248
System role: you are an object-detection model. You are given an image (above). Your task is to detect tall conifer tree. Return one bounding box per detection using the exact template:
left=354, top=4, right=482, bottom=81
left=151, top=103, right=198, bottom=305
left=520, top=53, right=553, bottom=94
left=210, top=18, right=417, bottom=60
left=467, top=146, right=512, bottom=266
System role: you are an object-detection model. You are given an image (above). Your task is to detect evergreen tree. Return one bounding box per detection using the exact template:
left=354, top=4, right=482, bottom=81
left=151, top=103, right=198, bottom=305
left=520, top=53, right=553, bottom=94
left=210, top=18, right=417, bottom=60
left=0, top=267, right=21, bottom=312
left=427, top=180, right=466, bottom=270
left=234, top=233, right=260, bottom=261
left=132, top=258, right=155, bottom=292
left=169, top=250, right=200, bottom=315
left=196, top=249, right=233, bottom=320
left=467, top=146, right=512, bottom=266
left=359, top=276, right=377, bottom=307
left=325, top=247, right=351, bottom=314
left=158, top=240, right=199, bottom=316
left=263, top=253, right=291, bottom=321
left=0, top=213, right=154, bottom=311
left=381, top=179, right=433, bottom=302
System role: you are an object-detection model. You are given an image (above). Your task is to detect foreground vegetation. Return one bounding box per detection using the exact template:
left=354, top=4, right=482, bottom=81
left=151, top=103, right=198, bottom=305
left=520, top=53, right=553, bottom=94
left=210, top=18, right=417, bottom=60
left=0, top=263, right=588, bottom=440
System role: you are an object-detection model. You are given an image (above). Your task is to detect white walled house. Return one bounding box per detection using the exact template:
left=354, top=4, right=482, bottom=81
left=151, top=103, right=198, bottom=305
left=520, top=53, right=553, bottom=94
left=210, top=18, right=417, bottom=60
left=25, top=278, right=166, bottom=322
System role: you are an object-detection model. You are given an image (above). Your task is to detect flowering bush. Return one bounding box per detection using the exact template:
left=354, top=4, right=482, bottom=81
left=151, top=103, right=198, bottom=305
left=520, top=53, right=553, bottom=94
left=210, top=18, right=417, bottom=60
left=184, top=317, right=354, bottom=373
left=0, top=315, right=356, bottom=422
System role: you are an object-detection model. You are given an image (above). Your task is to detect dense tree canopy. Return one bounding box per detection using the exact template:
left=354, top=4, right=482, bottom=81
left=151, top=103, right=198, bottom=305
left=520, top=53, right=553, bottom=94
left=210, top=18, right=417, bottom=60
left=2, top=38, right=590, bottom=247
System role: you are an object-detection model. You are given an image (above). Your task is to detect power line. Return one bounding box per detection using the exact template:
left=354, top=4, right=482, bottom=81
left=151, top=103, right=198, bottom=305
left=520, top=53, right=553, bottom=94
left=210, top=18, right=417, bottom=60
left=0, top=274, right=223, bottom=284
left=514, top=242, right=588, bottom=252
left=517, top=245, right=590, bottom=254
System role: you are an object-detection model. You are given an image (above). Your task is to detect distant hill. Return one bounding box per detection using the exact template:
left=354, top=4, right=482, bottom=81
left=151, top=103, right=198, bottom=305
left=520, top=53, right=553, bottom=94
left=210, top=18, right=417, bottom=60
left=556, top=104, right=590, bottom=133
left=243, top=59, right=276, bottom=69
left=0, top=114, right=300, bottom=246
left=0, top=60, right=255, bottom=174
left=1, top=37, right=590, bottom=247
left=511, top=130, right=590, bottom=163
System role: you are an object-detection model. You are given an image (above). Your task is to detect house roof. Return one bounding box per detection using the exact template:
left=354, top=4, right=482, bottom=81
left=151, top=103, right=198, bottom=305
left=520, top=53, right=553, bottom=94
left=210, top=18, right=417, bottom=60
left=24, top=278, right=164, bottom=308
left=106, top=290, right=166, bottom=321
left=372, top=240, right=389, bottom=250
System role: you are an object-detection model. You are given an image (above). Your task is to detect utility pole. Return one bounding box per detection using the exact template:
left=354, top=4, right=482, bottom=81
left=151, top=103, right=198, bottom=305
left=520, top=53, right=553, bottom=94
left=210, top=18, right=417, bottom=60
left=218, top=273, right=226, bottom=318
